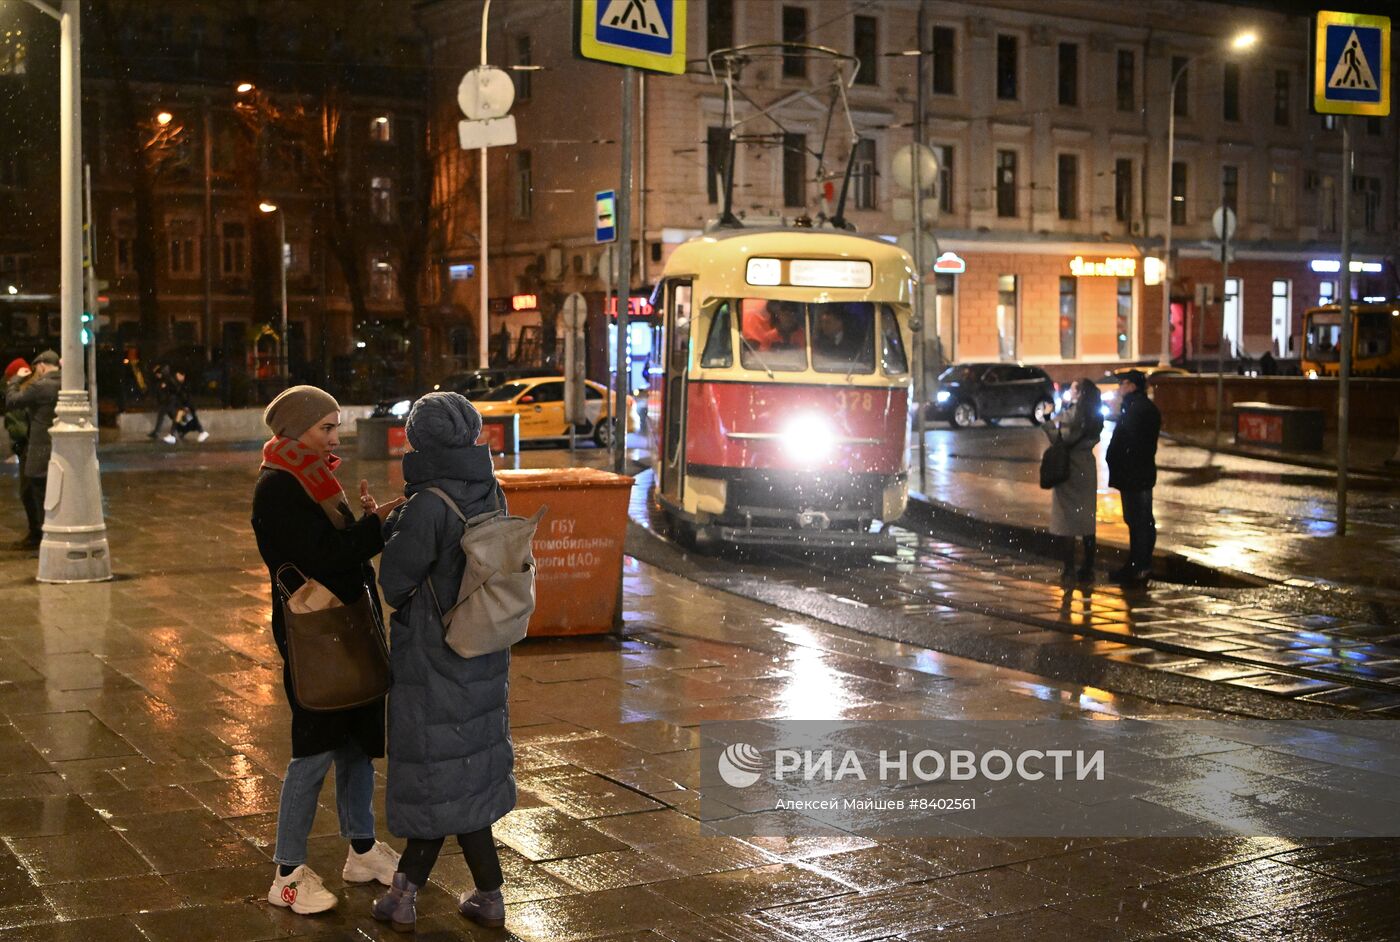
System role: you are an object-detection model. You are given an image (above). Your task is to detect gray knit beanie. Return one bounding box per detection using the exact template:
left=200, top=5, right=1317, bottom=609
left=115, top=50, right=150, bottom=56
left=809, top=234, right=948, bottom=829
left=263, top=385, right=340, bottom=439
left=405, top=391, right=483, bottom=453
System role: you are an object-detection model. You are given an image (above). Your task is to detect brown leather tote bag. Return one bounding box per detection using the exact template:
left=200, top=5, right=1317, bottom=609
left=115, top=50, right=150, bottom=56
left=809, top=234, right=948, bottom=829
left=275, top=564, right=391, bottom=712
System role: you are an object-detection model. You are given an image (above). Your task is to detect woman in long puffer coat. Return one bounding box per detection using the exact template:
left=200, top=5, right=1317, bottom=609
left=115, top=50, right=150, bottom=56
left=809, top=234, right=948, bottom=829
left=372, top=392, right=515, bottom=932
left=1045, top=378, right=1104, bottom=583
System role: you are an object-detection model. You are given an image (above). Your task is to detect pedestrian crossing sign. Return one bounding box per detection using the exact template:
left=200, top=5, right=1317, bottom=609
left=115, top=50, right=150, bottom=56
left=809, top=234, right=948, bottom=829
left=1313, top=10, right=1391, bottom=116
left=576, top=0, right=688, bottom=74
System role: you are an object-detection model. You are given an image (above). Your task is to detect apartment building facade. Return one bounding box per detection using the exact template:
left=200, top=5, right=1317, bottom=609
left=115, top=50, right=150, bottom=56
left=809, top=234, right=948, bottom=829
left=420, top=0, right=1398, bottom=381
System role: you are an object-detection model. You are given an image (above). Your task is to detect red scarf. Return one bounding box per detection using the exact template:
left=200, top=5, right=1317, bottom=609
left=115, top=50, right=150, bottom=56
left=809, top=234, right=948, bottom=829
left=261, top=436, right=352, bottom=528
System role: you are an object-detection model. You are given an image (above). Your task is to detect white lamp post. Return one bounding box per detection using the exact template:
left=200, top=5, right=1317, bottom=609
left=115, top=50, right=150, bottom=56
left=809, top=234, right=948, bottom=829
left=1159, top=30, right=1258, bottom=367
left=259, top=202, right=290, bottom=388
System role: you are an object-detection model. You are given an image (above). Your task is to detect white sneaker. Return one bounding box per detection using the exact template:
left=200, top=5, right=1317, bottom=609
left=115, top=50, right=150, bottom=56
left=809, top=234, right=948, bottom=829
left=342, top=841, right=400, bottom=886
left=268, top=864, right=337, bottom=915
left=196, top=431, right=210, bottom=443
left=161, top=434, right=177, bottom=445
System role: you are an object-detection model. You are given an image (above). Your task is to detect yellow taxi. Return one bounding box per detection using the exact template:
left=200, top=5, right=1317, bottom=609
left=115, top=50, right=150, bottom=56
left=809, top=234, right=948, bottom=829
left=471, top=376, right=639, bottom=447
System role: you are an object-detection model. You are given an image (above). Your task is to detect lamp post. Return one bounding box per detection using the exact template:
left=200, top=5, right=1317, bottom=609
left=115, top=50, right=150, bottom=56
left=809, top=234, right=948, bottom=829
left=1158, top=30, right=1258, bottom=368
left=21, top=0, right=111, bottom=582
left=259, top=202, right=289, bottom=388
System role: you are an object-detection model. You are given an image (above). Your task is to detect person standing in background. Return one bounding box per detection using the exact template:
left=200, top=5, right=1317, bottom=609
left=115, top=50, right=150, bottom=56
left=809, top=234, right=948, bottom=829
left=5, top=351, right=60, bottom=552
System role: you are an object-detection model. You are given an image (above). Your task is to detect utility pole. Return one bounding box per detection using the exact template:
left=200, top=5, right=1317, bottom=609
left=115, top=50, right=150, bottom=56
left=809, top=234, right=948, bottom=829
left=1337, top=117, right=1354, bottom=536
left=31, top=0, right=112, bottom=582
left=911, top=4, right=928, bottom=496
left=613, top=69, right=635, bottom=474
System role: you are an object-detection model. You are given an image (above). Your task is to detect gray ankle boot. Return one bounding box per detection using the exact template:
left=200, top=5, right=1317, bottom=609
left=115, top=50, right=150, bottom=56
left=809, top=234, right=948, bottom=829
left=459, top=887, right=505, bottom=928
left=371, top=872, right=418, bottom=932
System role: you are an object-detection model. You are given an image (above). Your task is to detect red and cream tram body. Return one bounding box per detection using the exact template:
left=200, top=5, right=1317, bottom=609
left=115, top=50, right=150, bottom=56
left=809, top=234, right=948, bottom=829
left=648, top=229, right=917, bottom=547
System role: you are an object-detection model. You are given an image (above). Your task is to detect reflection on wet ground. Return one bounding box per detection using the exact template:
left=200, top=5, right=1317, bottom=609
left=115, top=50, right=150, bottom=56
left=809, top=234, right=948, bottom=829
left=0, top=445, right=1395, bottom=940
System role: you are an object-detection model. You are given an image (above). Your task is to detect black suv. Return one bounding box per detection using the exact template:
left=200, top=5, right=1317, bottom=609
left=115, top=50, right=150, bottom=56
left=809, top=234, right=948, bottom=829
left=370, top=367, right=555, bottom=419
left=928, top=363, right=1056, bottom=428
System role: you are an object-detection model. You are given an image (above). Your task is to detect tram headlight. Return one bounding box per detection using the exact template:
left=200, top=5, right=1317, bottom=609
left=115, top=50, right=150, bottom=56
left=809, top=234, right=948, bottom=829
left=781, top=413, right=835, bottom=460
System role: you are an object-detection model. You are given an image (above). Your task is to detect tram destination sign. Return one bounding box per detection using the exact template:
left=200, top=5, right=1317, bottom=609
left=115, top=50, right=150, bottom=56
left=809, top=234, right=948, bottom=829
left=746, top=257, right=873, bottom=289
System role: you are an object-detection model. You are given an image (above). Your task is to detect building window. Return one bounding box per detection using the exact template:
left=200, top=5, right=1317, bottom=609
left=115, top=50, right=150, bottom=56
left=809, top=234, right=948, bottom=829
left=370, top=256, right=396, bottom=301
left=996, top=274, right=1017, bottom=360
left=1222, top=62, right=1241, bottom=121
left=113, top=218, right=135, bottom=276
left=220, top=220, right=247, bottom=276
left=370, top=114, right=392, bottom=143
left=0, top=30, right=26, bottom=76
left=1172, top=56, right=1190, bottom=116
left=1357, top=175, right=1381, bottom=232
left=514, top=36, right=532, bottom=101
left=370, top=176, right=394, bottom=223
left=1223, top=277, right=1241, bottom=357
left=1057, top=43, right=1079, bottom=107
left=706, top=126, right=730, bottom=204
left=1273, top=70, right=1290, bottom=127
left=933, top=143, right=954, bottom=214
left=707, top=0, right=734, bottom=55
left=852, top=15, right=877, bottom=86
left=1319, top=174, right=1337, bottom=233
left=996, top=34, right=1018, bottom=100
left=1116, top=49, right=1135, bottom=112
left=1271, top=279, right=1291, bottom=356
left=1114, top=158, right=1134, bottom=224
left=781, top=6, right=807, bottom=78
left=514, top=151, right=532, bottom=219
left=1056, top=153, right=1079, bottom=221
left=782, top=132, right=806, bottom=207
left=931, top=25, right=956, bottom=95
left=995, top=149, right=1017, bottom=218
left=1117, top=277, right=1134, bottom=359
left=1318, top=280, right=1336, bottom=305
left=1221, top=164, right=1238, bottom=213
left=285, top=239, right=309, bottom=275
left=852, top=138, right=876, bottom=210
left=1171, top=161, right=1187, bottom=224
left=1269, top=169, right=1291, bottom=229
left=1322, top=114, right=1338, bottom=132
left=1059, top=276, right=1077, bottom=360
left=167, top=218, right=199, bottom=277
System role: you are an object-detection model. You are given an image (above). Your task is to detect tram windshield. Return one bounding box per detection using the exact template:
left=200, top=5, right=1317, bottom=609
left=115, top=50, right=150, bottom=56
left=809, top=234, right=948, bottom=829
left=737, top=299, right=898, bottom=374
left=1305, top=314, right=1341, bottom=362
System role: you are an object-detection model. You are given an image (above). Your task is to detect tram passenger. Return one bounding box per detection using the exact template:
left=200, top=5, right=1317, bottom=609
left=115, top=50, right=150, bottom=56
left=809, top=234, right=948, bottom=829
left=812, top=304, right=872, bottom=370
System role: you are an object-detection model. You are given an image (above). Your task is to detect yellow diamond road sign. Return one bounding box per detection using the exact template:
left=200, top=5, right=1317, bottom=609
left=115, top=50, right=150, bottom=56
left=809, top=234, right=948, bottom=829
left=1313, top=10, right=1391, bottom=116
left=576, top=0, right=688, bottom=74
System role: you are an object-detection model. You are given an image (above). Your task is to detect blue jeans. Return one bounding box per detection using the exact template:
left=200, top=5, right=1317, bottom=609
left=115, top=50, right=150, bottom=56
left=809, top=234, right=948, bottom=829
left=1119, top=488, right=1156, bottom=572
left=273, top=742, right=376, bottom=868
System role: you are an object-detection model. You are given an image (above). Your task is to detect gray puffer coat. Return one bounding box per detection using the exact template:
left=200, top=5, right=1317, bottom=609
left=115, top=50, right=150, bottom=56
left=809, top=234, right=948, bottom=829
left=379, top=440, right=515, bottom=840
left=1045, top=403, right=1102, bottom=537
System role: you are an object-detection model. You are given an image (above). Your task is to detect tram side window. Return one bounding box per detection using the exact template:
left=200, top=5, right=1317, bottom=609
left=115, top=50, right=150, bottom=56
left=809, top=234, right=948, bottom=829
left=700, top=302, right=734, bottom=368
left=879, top=305, right=908, bottom=375
left=1358, top=312, right=1392, bottom=358
left=740, top=298, right=807, bottom=371
left=812, top=302, right=875, bottom=374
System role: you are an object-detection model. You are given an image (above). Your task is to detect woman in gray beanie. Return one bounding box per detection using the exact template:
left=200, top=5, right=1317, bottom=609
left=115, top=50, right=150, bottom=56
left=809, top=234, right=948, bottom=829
left=251, top=385, right=405, bottom=915
left=372, top=391, right=515, bottom=931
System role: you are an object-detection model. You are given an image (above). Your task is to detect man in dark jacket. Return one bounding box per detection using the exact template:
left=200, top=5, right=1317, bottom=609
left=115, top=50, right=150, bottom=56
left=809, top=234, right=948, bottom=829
left=5, top=350, right=60, bottom=550
left=1105, top=369, right=1161, bottom=585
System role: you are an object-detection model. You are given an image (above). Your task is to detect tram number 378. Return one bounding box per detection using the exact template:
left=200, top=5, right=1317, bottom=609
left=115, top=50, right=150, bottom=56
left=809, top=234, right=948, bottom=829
left=834, top=390, right=879, bottom=413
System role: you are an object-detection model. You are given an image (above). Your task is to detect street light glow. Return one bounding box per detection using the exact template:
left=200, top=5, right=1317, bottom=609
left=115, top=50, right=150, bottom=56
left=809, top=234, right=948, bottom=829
left=236, top=82, right=255, bottom=93
left=155, top=111, right=173, bottom=126
left=1231, top=31, right=1259, bottom=51
left=258, top=201, right=278, bottom=213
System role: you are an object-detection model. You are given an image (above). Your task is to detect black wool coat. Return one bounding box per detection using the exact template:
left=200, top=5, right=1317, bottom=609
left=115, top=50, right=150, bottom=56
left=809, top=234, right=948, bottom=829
left=1106, top=391, right=1162, bottom=492
left=252, top=467, right=387, bottom=758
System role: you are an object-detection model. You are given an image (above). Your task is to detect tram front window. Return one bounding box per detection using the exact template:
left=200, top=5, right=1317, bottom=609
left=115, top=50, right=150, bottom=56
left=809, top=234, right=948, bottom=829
left=1306, top=317, right=1341, bottom=361
left=812, top=303, right=875, bottom=373
left=740, top=299, right=808, bottom=371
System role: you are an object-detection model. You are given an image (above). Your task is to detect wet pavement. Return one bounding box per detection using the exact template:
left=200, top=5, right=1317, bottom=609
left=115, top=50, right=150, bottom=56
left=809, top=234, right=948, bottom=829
left=0, top=442, right=1397, bottom=939
left=911, top=423, right=1400, bottom=595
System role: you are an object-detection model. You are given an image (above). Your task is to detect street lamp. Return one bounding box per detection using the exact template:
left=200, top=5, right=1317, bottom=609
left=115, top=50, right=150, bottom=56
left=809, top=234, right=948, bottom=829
left=259, top=201, right=290, bottom=388
left=1158, top=28, right=1259, bottom=367
left=236, top=82, right=255, bottom=94
left=155, top=111, right=173, bottom=126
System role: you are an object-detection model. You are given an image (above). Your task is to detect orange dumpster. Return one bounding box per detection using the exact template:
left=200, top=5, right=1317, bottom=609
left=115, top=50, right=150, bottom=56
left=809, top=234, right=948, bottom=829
left=497, top=468, right=634, bottom=636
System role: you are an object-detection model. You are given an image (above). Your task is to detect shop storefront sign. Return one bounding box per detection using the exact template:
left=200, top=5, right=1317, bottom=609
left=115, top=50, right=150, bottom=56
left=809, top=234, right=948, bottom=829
left=1069, top=256, right=1136, bottom=277
left=932, top=251, right=966, bottom=275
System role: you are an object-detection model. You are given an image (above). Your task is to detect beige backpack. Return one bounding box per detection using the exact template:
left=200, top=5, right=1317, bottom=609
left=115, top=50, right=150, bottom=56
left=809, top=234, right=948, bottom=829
left=421, top=487, right=545, bottom=658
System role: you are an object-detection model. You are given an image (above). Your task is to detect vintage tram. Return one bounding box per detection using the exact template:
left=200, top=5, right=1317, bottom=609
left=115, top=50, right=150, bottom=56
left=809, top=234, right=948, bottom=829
left=1301, top=300, right=1400, bottom=377
left=646, top=228, right=917, bottom=548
